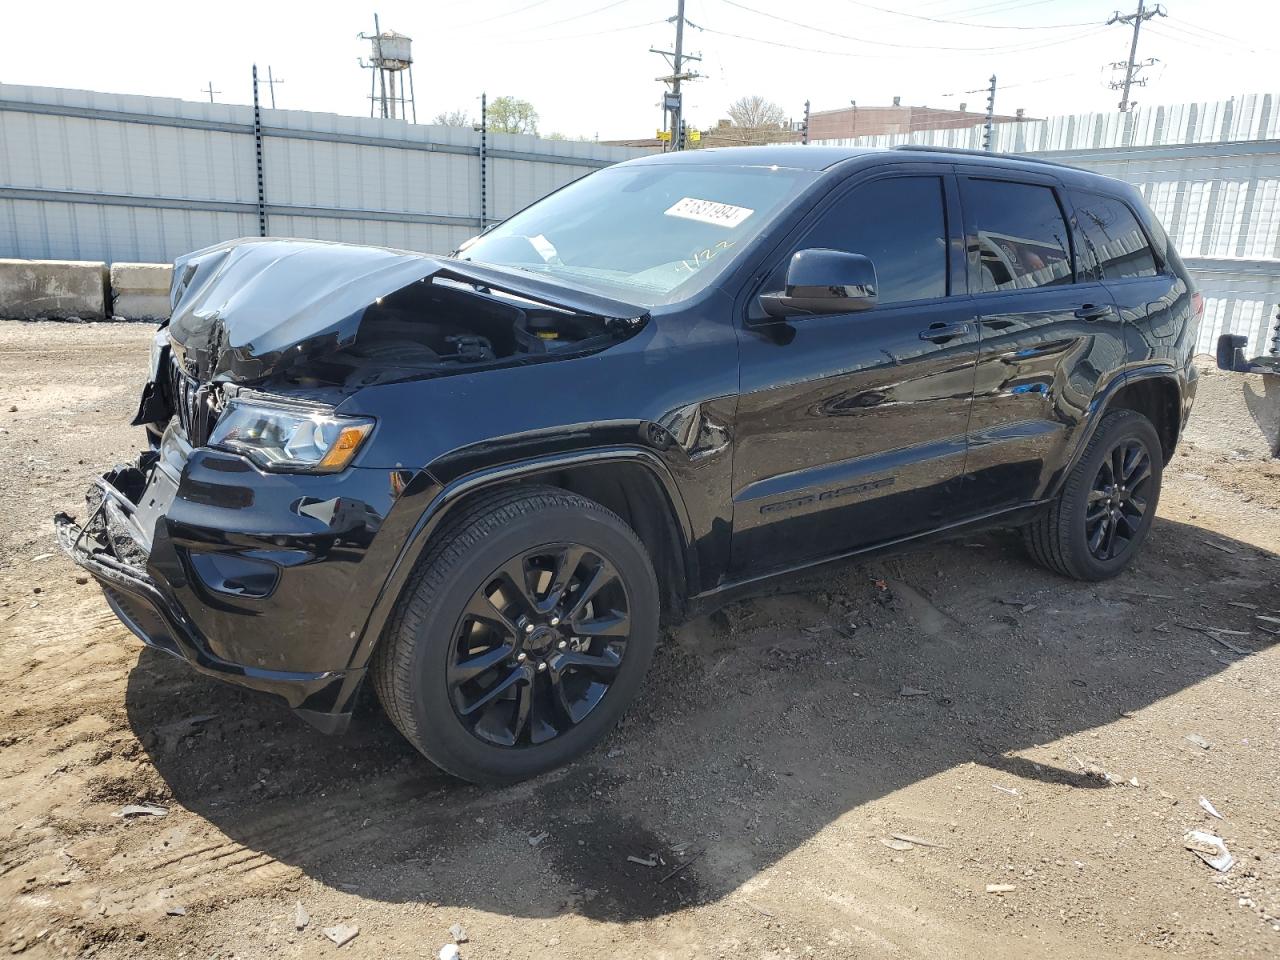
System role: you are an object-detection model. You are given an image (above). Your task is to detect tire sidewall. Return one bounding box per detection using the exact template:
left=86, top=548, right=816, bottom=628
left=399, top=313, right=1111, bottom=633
left=406, top=502, right=659, bottom=784
left=1063, top=412, right=1163, bottom=579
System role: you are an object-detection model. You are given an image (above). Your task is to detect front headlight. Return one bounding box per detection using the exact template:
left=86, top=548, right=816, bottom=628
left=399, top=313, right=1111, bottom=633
left=208, top=398, right=374, bottom=473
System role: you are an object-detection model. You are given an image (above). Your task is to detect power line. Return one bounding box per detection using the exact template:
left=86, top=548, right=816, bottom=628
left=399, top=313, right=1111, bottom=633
left=716, top=0, right=1106, bottom=52
left=536, top=0, right=634, bottom=30
left=1151, top=19, right=1280, bottom=56
left=492, top=15, right=665, bottom=43
left=469, top=0, right=560, bottom=26
left=835, top=0, right=1097, bottom=30
left=701, top=14, right=1109, bottom=58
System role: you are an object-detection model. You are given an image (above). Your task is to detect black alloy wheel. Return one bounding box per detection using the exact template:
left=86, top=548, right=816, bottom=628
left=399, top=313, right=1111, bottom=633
left=448, top=544, right=632, bottom=748
left=1085, top=438, right=1153, bottom=561
left=1023, top=408, right=1163, bottom=581
left=372, top=485, right=659, bottom=784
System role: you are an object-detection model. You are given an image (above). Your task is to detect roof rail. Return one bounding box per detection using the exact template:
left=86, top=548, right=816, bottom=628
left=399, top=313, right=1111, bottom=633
left=890, top=144, right=1076, bottom=171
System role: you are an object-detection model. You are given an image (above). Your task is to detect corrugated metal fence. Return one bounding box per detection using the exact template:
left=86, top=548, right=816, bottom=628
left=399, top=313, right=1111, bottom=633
left=0, top=84, right=650, bottom=265
left=814, top=93, right=1280, bottom=356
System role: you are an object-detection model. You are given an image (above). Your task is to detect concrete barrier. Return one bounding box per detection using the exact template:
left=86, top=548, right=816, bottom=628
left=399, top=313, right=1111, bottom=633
left=110, top=262, right=172, bottom=320
left=0, top=258, right=109, bottom=320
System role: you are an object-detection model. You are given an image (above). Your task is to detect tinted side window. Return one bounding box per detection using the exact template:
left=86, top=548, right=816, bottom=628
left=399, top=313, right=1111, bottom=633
left=961, top=178, right=1072, bottom=292
left=1069, top=191, right=1159, bottom=280
left=800, top=176, right=948, bottom=304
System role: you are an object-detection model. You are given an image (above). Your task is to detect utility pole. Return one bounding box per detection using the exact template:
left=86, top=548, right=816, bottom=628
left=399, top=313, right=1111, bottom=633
left=802, top=99, right=811, bottom=145
left=264, top=66, right=284, bottom=109
left=1107, top=1, right=1165, bottom=112
left=651, top=0, right=702, bottom=151
left=200, top=81, right=221, bottom=103
left=982, top=75, right=997, bottom=152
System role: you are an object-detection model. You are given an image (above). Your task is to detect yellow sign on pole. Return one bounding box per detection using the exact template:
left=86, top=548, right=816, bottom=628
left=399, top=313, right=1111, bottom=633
left=688, top=129, right=701, bottom=143
left=656, top=129, right=672, bottom=141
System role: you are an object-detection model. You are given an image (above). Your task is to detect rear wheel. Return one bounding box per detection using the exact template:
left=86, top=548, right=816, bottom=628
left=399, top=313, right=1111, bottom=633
left=1023, top=409, right=1163, bottom=581
left=372, top=486, right=659, bottom=784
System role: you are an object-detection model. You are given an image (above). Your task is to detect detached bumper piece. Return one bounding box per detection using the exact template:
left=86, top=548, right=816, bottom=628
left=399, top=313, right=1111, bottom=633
left=55, top=470, right=357, bottom=735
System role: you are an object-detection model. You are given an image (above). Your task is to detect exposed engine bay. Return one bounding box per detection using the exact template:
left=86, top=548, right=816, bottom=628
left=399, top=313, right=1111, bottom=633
left=290, top=276, right=622, bottom=389
left=133, top=238, right=651, bottom=448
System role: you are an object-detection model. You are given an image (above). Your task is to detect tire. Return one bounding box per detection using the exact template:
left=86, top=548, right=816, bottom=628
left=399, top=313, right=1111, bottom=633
left=1023, top=409, right=1163, bottom=581
left=371, top=485, right=659, bottom=784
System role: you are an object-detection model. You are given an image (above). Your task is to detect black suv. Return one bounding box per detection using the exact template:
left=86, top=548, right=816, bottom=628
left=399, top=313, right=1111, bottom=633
left=57, top=145, right=1200, bottom=783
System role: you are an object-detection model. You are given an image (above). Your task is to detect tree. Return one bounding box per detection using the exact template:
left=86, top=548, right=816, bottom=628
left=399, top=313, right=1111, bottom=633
left=725, top=95, right=788, bottom=145
left=432, top=109, right=471, bottom=127
left=487, top=96, right=539, bottom=135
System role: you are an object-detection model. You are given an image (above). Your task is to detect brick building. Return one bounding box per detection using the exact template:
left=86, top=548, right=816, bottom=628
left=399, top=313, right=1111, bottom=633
left=807, top=99, right=1031, bottom=142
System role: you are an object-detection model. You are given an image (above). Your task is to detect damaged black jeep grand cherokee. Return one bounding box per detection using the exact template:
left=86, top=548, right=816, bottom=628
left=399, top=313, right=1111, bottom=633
left=57, top=145, right=1200, bottom=784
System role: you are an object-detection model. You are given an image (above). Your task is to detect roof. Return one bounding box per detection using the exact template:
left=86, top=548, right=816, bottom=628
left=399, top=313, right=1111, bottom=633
left=619, top=144, right=1118, bottom=186
left=621, top=145, right=882, bottom=171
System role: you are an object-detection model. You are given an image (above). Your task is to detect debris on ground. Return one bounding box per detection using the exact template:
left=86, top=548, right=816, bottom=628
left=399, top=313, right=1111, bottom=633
left=294, top=902, right=310, bottom=931
left=322, top=924, right=359, bottom=947
left=880, top=837, right=915, bottom=851
left=449, top=922, right=468, bottom=943
left=527, top=831, right=549, bottom=847
left=1199, top=796, right=1225, bottom=820
left=439, top=944, right=462, bottom=960
left=992, top=784, right=1020, bottom=797
left=996, top=597, right=1037, bottom=613
left=1185, top=831, right=1235, bottom=872
left=986, top=884, right=1017, bottom=894
left=892, top=833, right=945, bottom=848
left=114, top=803, right=169, bottom=819
left=627, top=855, right=658, bottom=867
left=165, top=905, right=186, bottom=917
left=1185, top=734, right=1212, bottom=750
left=659, top=848, right=705, bottom=883
left=899, top=686, right=930, bottom=697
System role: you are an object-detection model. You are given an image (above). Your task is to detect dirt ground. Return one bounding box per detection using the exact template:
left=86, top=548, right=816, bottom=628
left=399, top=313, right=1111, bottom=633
left=1, top=320, right=1278, bottom=960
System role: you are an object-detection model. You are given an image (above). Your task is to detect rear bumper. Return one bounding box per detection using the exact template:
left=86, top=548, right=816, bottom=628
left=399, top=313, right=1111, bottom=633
left=55, top=468, right=369, bottom=735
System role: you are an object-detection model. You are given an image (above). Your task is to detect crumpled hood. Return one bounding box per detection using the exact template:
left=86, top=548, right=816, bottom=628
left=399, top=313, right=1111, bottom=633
left=166, top=238, right=647, bottom=381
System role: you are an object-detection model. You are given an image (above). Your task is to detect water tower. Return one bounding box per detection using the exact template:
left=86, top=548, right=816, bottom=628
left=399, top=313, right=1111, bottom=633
left=359, top=14, right=417, bottom=122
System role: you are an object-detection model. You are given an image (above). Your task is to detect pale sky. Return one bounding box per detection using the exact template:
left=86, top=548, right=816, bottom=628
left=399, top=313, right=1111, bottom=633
left=3, top=0, right=1276, bottom=140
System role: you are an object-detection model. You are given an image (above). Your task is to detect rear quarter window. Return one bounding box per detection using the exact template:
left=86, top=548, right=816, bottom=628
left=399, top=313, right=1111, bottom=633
left=1069, top=191, right=1159, bottom=281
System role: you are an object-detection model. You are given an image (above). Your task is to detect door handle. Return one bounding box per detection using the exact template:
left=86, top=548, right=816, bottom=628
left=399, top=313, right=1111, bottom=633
left=919, top=321, right=972, bottom=343
left=1074, top=304, right=1113, bottom=321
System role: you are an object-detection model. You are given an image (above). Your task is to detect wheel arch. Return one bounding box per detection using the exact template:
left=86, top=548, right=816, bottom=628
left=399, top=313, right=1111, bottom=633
left=1103, top=372, right=1182, bottom=464
left=351, top=447, right=698, bottom=672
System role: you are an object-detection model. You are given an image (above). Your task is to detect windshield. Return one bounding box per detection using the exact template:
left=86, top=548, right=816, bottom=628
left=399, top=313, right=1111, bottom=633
left=456, top=163, right=818, bottom=307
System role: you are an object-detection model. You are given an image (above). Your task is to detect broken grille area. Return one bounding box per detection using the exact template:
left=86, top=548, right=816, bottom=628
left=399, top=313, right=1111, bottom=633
left=167, top=352, right=218, bottom=447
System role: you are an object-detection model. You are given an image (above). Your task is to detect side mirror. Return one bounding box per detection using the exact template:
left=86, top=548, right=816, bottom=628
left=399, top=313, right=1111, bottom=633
left=757, top=249, right=878, bottom=320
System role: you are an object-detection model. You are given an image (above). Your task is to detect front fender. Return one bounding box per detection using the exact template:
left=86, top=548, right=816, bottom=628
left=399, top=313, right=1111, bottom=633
left=343, top=445, right=698, bottom=674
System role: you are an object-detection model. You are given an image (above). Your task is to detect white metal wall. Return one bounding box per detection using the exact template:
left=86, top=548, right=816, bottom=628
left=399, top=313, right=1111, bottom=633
left=812, top=93, right=1280, bottom=356
left=0, top=84, right=651, bottom=265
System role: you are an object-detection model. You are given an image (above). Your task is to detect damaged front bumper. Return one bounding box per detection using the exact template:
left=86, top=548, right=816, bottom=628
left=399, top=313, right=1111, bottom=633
left=53, top=431, right=397, bottom=735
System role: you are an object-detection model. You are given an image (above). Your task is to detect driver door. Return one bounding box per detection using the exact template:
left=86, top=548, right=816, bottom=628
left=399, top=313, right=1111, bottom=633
left=730, top=169, right=979, bottom=576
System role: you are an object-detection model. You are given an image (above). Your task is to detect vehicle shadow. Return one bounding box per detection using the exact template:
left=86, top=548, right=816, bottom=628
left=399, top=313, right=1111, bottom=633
left=124, top=515, right=1277, bottom=922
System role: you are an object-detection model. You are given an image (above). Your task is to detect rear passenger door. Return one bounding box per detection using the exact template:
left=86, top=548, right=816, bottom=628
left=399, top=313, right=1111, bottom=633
left=1066, top=189, right=1179, bottom=367
left=957, top=171, right=1124, bottom=514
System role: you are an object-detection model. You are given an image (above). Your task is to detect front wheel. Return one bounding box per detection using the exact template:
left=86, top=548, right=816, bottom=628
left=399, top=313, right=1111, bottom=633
left=1023, top=409, right=1163, bottom=581
left=372, top=485, right=659, bottom=784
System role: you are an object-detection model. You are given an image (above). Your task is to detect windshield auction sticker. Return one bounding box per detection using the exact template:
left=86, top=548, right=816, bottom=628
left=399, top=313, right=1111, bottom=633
left=664, top=197, right=754, bottom=228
